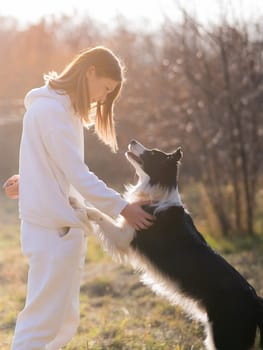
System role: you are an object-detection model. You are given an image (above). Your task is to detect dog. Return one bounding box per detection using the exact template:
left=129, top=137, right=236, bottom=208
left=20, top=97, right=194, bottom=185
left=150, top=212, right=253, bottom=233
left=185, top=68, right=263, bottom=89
left=70, top=139, right=263, bottom=350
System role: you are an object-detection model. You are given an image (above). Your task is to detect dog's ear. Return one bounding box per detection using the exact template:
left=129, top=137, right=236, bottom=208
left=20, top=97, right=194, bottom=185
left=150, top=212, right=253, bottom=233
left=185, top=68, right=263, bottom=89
left=172, top=147, right=183, bottom=162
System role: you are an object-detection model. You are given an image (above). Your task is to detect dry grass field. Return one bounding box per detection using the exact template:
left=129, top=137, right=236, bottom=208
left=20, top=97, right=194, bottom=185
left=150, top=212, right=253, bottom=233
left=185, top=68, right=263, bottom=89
left=0, top=194, right=263, bottom=350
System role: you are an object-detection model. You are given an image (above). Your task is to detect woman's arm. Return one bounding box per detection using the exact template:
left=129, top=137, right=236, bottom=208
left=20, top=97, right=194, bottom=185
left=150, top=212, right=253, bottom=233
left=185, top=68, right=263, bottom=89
left=41, top=105, right=155, bottom=229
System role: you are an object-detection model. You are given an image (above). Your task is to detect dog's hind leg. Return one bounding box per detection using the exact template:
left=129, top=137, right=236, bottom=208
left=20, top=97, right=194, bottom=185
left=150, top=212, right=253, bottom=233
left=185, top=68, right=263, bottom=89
left=204, top=323, right=217, bottom=350
left=257, top=296, right=263, bottom=349
left=210, top=317, right=257, bottom=350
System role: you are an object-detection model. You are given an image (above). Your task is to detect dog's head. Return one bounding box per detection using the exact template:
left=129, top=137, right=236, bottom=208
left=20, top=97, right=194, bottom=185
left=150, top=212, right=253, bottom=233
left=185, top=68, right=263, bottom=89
left=125, top=140, right=183, bottom=189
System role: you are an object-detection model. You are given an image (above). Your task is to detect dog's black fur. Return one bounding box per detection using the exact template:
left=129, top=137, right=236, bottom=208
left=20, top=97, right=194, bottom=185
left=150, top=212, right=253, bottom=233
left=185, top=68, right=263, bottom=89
left=128, top=140, right=263, bottom=350
left=132, top=204, right=263, bottom=349
left=72, top=140, right=263, bottom=350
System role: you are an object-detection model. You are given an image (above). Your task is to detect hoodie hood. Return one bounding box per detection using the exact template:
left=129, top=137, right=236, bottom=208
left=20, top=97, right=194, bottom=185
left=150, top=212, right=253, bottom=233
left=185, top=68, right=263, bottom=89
left=24, top=84, right=73, bottom=112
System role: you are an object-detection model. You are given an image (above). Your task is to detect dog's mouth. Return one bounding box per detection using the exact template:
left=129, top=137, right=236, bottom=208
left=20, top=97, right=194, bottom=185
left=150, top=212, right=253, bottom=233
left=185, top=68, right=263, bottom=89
left=126, top=151, right=144, bottom=166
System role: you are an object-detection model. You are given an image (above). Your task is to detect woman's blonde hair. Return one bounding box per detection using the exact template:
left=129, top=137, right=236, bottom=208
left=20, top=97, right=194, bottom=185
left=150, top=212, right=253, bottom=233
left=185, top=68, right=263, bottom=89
left=45, top=46, right=125, bottom=152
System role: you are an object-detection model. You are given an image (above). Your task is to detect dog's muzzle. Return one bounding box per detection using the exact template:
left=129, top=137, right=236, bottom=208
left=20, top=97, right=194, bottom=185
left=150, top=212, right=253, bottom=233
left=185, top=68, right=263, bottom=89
left=128, top=139, right=147, bottom=155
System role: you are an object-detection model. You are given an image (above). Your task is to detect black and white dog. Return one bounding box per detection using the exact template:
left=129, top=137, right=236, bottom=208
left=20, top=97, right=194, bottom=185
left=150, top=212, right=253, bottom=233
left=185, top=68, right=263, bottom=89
left=70, top=140, right=263, bottom=350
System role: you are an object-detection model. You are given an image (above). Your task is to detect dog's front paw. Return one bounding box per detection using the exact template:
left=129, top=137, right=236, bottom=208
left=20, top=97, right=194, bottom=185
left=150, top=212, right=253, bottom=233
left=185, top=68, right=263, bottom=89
left=69, top=196, right=103, bottom=226
left=69, top=196, right=83, bottom=210
left=85, top=207, right=103, bottom=222
left=69, top=196, right=91, bottom=227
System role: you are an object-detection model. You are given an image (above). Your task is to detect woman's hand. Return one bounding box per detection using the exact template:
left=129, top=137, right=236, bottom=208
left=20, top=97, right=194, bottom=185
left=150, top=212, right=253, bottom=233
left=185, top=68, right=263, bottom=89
left=3, top=174, right=20, bottom=199
left=120, top=202, right=156, bottom=230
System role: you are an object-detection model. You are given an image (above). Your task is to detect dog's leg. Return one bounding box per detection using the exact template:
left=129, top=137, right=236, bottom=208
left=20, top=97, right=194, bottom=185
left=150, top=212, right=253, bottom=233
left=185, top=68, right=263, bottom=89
left=69, top=197, right=134, bottom=250
left=204, top=323, right=217, bottom=350
left=85, top=206, right=134, bottom=251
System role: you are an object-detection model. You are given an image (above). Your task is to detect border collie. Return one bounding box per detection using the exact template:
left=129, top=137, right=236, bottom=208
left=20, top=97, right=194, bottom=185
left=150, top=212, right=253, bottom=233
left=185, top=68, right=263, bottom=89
left=70, top=139, right=263, bottom=350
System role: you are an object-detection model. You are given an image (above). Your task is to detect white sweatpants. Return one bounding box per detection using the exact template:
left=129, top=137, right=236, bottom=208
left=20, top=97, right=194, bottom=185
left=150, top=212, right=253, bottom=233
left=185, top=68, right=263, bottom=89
left=11, top=221, right=87, bottom=350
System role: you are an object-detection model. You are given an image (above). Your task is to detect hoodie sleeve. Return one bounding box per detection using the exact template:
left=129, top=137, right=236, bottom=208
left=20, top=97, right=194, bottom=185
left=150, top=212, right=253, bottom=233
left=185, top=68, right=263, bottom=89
left=41, top=104, right=128, bottom=218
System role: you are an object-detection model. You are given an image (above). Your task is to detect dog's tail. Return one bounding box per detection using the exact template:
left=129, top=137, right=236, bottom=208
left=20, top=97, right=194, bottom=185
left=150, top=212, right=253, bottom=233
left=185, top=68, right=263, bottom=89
left=257, top=296, right=263, bottom=349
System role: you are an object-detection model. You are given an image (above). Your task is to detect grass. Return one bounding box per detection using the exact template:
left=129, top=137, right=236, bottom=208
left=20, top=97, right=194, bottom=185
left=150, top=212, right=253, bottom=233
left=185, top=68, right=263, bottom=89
left=0, top=193, right=263, bottom=349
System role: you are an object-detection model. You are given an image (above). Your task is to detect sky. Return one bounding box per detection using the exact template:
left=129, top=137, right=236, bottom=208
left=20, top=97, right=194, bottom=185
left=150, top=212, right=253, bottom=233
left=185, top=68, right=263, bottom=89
left=0, top=0, right=262, bottom=29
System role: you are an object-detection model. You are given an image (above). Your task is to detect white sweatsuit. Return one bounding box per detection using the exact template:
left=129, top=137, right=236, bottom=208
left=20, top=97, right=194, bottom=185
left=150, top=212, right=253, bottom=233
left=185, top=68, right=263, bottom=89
left=11, top=84, right=128, bottom=350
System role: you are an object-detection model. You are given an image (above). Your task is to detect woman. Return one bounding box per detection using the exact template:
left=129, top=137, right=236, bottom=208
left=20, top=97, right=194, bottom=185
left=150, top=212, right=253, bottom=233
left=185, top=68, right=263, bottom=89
left=5, top=46, right=155, bottom=350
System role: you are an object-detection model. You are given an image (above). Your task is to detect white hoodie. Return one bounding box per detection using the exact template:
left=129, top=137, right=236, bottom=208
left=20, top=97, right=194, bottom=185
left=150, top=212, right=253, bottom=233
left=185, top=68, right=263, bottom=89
left=19, top=84, right=128, bottom=229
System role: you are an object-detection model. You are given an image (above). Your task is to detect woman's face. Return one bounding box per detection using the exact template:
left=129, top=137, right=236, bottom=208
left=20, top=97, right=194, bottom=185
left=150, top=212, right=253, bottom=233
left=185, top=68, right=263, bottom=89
left=86, top=66, right=119, bottom=104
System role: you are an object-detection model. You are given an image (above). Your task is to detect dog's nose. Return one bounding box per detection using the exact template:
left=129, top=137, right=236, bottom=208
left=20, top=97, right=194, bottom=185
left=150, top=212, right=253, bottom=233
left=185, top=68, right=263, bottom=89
left=130, top=139, right=137, bottom=145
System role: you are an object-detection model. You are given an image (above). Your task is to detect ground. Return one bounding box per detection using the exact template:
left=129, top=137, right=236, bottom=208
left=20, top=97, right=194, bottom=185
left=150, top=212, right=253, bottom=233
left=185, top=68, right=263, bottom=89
left=0, top=197, right=262, bottom=349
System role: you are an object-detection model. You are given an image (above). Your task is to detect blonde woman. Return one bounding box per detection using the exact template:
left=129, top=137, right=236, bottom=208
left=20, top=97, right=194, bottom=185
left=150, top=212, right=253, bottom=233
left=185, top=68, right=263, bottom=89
left=5, top=46, right=155, bottom=350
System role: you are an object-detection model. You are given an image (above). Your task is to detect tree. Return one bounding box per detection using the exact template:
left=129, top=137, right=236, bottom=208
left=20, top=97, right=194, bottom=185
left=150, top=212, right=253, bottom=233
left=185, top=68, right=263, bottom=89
left=150, top=13, right=263, bottom=235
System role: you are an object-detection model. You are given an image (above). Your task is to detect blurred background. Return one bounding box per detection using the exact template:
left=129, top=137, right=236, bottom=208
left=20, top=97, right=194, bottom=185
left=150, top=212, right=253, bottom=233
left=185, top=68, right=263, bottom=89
left=0, top=0, right=263, bottom=237
left=1, top=1, right=263, bottom=349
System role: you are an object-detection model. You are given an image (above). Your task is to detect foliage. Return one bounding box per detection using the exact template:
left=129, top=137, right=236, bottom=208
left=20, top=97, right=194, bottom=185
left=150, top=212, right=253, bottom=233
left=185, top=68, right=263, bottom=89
left=0, top=7, right=262, bottom=237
